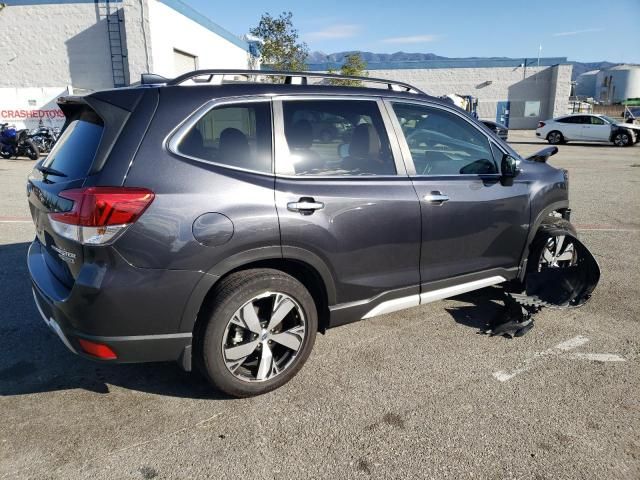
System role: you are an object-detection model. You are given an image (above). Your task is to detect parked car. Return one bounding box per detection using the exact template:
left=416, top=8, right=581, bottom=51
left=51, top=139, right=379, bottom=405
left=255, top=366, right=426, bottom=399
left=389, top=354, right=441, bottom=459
left=536, top=113, right=640, bottom=146
left=481, top=120, right=509, bottom=141
left=27, top=70, right=597, bottom=397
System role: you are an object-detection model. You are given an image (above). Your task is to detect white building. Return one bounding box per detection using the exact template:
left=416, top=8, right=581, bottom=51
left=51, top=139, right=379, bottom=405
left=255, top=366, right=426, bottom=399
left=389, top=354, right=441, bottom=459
left=575, top=69, right=599, bottom=99
left=595, top=65, right=640, bottom=104
left=310, top=58, right=573, bottom=129
left=0, top=0, right=255, bottom=128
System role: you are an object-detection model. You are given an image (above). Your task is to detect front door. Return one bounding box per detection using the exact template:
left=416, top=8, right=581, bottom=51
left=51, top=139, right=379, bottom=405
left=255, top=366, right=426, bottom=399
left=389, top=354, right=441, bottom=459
left=273, top=97, right=422, bottom=307
left=387, top=100, right=530, bottom=288
left=581, top=115, right=611, bottom=140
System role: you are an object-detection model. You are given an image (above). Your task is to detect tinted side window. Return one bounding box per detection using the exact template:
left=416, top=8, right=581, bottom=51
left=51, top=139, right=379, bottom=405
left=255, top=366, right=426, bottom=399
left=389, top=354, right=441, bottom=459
left=392, top=103, right=497, bottom=175
left=41, top=110, right=103, bottom=181
left=590, top=116, right=605, bottom=125
left=178, top=102, right=272, bottom=173
left=280, top=100, right=396, bottom=176
left=558, top=116, right=581, bottom=124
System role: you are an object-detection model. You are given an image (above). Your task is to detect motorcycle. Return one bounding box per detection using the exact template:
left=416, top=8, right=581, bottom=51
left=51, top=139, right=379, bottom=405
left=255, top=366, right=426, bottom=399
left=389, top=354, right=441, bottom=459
left=0, top=123, right=39, bottom=160
left=29, top=126, right=60, bottom=154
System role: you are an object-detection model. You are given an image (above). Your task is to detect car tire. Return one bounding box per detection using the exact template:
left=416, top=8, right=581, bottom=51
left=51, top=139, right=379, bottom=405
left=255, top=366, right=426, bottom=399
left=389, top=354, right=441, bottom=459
left=547, top=131, right=564, bottom=145
left=612, top=131, right=631, bottom=147
left=197, top=268, right=317, bottom=398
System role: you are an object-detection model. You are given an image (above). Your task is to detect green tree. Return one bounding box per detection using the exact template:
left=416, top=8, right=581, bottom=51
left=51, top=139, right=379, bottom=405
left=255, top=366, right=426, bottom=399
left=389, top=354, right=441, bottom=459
left=250, top=12, right=308, bottom=72
left=329, top=53, right=368, bottom=86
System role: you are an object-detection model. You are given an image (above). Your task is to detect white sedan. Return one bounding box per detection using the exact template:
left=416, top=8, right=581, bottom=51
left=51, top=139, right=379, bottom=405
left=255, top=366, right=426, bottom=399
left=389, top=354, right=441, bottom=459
left=536, top=114, right=640, bottom=147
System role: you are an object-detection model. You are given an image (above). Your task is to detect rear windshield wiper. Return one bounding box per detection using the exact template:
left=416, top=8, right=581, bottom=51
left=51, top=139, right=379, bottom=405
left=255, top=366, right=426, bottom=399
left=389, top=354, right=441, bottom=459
left=36, top=165, right=67, bottom=177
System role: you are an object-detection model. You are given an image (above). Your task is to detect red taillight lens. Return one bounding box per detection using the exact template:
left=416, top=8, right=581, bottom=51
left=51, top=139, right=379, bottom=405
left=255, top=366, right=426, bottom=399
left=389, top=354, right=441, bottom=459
left=78, top=338, right=117, bottom=360
left=51, top=187, right=155, bottom=226
left=537, top=121, right=546, bottom=128
left=48, top=187, right=154, bottom=245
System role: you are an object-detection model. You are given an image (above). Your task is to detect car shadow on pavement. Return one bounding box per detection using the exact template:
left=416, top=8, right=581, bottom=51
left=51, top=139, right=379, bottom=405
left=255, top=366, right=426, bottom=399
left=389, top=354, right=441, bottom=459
left=445, top=287, right=507, bottom=331
left=0, top=242, right=232, bottom=400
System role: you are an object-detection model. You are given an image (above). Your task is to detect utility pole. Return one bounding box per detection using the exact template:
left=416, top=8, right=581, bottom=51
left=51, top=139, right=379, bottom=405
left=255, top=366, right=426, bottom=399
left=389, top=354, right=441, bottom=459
left=537, top=44, right=542, bottom=66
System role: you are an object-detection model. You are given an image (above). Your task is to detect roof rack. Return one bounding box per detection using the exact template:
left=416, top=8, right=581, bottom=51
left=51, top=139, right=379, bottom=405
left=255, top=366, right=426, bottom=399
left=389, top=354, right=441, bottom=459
left=140, top=69, right=425, bottom=94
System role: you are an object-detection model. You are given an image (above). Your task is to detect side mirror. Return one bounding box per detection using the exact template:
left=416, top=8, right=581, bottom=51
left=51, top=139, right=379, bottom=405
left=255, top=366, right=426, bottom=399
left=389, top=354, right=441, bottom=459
left=501, top=154, right=519, bottom=186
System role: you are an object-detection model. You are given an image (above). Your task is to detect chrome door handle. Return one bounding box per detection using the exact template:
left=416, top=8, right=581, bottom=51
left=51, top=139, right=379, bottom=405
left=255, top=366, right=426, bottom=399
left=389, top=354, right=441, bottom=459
left=424, top=192, right=449, bottom=205
left=287, top=198, right=325, bottom=214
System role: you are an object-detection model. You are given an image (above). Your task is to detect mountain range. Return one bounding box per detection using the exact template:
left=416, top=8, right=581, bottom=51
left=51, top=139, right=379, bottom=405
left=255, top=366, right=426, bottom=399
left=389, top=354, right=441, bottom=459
left=307, top=51, right=621, bottom=80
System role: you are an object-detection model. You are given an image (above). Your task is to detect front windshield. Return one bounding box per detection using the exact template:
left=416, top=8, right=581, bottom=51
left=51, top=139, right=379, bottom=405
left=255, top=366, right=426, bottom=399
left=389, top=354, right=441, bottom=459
left=601, top=116, right=619, bottom=125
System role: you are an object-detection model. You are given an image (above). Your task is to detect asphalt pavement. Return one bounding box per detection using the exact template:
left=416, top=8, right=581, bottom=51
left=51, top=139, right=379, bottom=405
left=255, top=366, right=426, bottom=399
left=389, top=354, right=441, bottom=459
left=1, top=130, right=639, bottom=479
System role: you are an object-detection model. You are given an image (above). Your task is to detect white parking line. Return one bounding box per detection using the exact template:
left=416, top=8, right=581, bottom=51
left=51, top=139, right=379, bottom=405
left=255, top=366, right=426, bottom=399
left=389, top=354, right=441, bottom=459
left=555, top=335, right=590, bottom=350
left=493, top=335, right=625, bottom=382
left=567, top=353, right=626, bottom=362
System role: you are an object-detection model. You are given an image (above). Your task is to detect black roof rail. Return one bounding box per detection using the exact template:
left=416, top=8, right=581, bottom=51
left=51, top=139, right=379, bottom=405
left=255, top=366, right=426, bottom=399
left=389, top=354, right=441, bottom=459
left=140, top=69, right=425, bottom=94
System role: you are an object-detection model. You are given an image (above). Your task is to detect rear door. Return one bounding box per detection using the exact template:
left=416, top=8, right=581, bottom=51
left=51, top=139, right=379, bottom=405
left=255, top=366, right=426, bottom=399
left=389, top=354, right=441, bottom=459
left=556, top=116, right=584, bottom=140
left=386, top=100, right=530, bottom=287
left=273, top=96, right=422, bottom=307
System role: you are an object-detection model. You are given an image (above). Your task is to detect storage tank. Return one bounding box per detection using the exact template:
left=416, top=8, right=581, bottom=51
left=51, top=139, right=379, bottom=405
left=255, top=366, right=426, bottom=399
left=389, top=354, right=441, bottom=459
left=595, top=65, right=640, bottom=103
left=575, top=69, right=599, bottom=98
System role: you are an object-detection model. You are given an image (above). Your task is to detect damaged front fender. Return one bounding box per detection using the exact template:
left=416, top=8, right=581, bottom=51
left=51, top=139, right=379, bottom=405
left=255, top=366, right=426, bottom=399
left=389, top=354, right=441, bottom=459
left=510, top=230, right=600, bottom=309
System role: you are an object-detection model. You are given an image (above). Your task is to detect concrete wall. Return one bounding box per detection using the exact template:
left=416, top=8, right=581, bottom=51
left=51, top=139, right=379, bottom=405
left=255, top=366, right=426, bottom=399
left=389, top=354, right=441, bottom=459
left=0, top=0, right=251, bottom=91
left=0, top=2, right=115, bottom=90
left=368, top=64, right=573, bottom=129
left=145, top=0, right=250, bottom=79
left=122, top=0, right=154, bottom=84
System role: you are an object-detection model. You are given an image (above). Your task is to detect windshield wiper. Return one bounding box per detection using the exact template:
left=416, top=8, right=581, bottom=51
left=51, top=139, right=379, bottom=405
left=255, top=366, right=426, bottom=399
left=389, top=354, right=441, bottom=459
left=36, top=165, right=67, bottom=177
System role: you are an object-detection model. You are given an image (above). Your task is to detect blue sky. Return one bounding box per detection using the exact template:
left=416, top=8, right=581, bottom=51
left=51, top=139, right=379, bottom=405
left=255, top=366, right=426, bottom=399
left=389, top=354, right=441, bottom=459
left=188, top=0, right=640, bottom=63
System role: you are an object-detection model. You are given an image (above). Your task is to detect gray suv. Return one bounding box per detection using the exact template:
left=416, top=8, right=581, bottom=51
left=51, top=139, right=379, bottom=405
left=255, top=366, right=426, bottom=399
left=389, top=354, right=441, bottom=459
left=27, top=70, right=596, bottom=397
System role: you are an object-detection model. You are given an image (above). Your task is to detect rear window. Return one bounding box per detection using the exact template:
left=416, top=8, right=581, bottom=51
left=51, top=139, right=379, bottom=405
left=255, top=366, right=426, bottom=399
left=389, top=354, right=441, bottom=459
left=41, top=110, right=103, bottom=180
left=176, top=102, right=272, bottom=173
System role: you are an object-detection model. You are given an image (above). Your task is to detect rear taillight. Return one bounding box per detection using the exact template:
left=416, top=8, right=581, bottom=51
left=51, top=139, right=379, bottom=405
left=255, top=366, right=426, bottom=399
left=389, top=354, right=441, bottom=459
left=537, top=121, right=546, bottom=128
left=49, top=187, right=154, bottom=245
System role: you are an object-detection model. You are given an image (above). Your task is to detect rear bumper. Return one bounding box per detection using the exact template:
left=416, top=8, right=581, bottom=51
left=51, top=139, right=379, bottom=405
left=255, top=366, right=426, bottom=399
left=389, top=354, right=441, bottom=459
left=32, top=282, right=192, bottom=365
left=28, top=239, right=200, bottom=365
